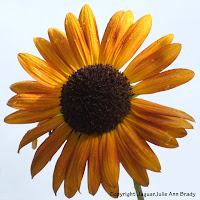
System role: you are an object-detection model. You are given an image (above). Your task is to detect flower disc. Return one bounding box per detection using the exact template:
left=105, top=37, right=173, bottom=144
left=60, top=64, right=133, bottom=135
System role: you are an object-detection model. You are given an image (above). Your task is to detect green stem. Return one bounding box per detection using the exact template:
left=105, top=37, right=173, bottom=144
left=132, top=94, right=138, bottom=98
left=134, top=181, right=144, bottom=200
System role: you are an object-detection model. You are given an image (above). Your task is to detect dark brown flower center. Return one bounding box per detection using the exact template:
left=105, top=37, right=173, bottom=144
left=60, top=64, right=133, bottom=135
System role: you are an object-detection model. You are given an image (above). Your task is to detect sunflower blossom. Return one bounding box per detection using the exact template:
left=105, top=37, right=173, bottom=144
left=5, top=4, right=194, bottom=198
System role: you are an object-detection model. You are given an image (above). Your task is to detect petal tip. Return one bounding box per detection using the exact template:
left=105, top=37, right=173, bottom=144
left=168, top=33, right=174, bottom=39
left=48, top=28, right=54, bottom=35
left=17, top=53, right=24, bottom=60
left=82, top=4, right=91, bottom=9
left=191, top=70, right=195, bottom=77
left=66, top=12, right=73, bottom=19
left=9, top=84, right=15, bottom=92
left=53, top=189, right=58, bottom=196
left=173, top=43, right=182, bottom=50
left=185, top=69, right=195, bottom=81
left=33, top=37, right=37, bottom=43
left=18, top=143, right=23, bottom=153
left=4, top=116, right=10, bottom=124
left=33, top=37, right=44, bottom=45
left=189, top=116, right=195, bottom=122
left=141, top=181, right=149, bottom=187
left=145, top=14, right=152, bottom=21
left=140, top=14, right=152, bottom=28
left=6, top=100, right=12, bottom=107
left=31, top=171, right=36, bottom=179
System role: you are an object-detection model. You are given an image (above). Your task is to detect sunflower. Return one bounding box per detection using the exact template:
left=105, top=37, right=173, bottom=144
left=5, top=4, right=194, bottom=198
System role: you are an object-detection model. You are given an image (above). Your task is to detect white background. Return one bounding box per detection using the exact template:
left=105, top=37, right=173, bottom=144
left=0, top=0, right=200, bottom=200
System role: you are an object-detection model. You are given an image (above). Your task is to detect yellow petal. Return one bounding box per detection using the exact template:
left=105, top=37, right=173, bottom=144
left=10, top=81, right=61, bottom=94
left=132, top=69, right=195, bottom=94
left=112, top=15, right=152, bottom=70
left=131, top=98, right=194, bottom=122
left=124, top=34, right=174, bottom=75
left=31, top=123, right=71, bottom=178
left=115, top=129, right=149, bottom=186
left=126, top=115, right=179, bottom=148
left=53, top=132, right=79, bottom=195
left=126, top=43, right=181, bottom=83
left=88, top=135, right=101, bottom=195
left=65, top=13, right=91, bottom=67
left=48, top=28, right=80, bottom=70
left=99, top=131, right=119, bottom=187
left=18, top=115, right=64, bottom=152
left=4, top=106, right=61, bottom=124
left=118, top=122, right=161, bottom=172
left=7, top=93, right=60, bottom=111
left=79, top=4, right=100, bottom=64
left=99, top=10, right=134, bottom=65
left=18, top=53, right=66, bottom=87
left=34, top=37, right=73, bottom=76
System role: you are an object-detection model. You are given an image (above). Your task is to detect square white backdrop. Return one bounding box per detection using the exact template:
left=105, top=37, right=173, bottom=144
left=0, top=0, right=200, bottom=199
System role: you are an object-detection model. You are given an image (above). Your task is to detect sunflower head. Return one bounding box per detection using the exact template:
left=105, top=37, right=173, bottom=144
left=5, top=4, right=194, bottom=199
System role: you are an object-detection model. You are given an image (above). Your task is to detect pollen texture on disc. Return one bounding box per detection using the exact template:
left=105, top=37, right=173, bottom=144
left=60, top=64, right=133, bottom=135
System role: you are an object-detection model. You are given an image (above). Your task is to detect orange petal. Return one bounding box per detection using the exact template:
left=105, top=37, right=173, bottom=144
left=65, top=13, right=91, bottom=67
left=126, top=115, right=179, bottom=148
left=10, top=81, right=61, bottom=94
left=32, top=139, right=37, bottom=150
left=64, top=134, right=86, bottom=198
left=99, top=10, right=124, bottom=64
left=88, top=135, right=101, bottom=195
left=124, top=34, right=174, bottom=75
left=118, top=122, right=161, bottom=172
left=101, top=180, right=119, bottom=198
left=74, top=134, right=91, bottom=190
left=112, top=15, right=152, bottom=70
left=34, top=37, right=73, bottom=76
left=165, top=127, right=187, bottom=138
left=4, top=106, right=61, bottom=124
left=7, top=93, right=60, bottom=111
left=18, top=53, right=66, bottom=87
left=79, top=4, right=100, bottom=64
left=31, top=123, right=71, bottom=178
left=131, top=98, right=194, bottom=122
left=48, top=28, right=80, bottom=70
left=99, top=131, right=119, bottom=187
left=132, top=69, right=194, bottom=95
left=53, top=132, right=79, bottom=195
left=108, top=10, right=135, bottom=65
left=64, top=159, right=78, bottom=198
left=130, top=110, right=188, bottom=138
left=115, top=129, right=149, bottom=186
left=37, top=119, right=48, bottom=126
left=99, top=10, right=134, bottom=65
left=18, top=115, right=64, bottom=152
left=132, top=108, right=193, bottom=129
left=126, top=43, right=181, bottom=83
left=134, top=124, right=184, bottom=146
